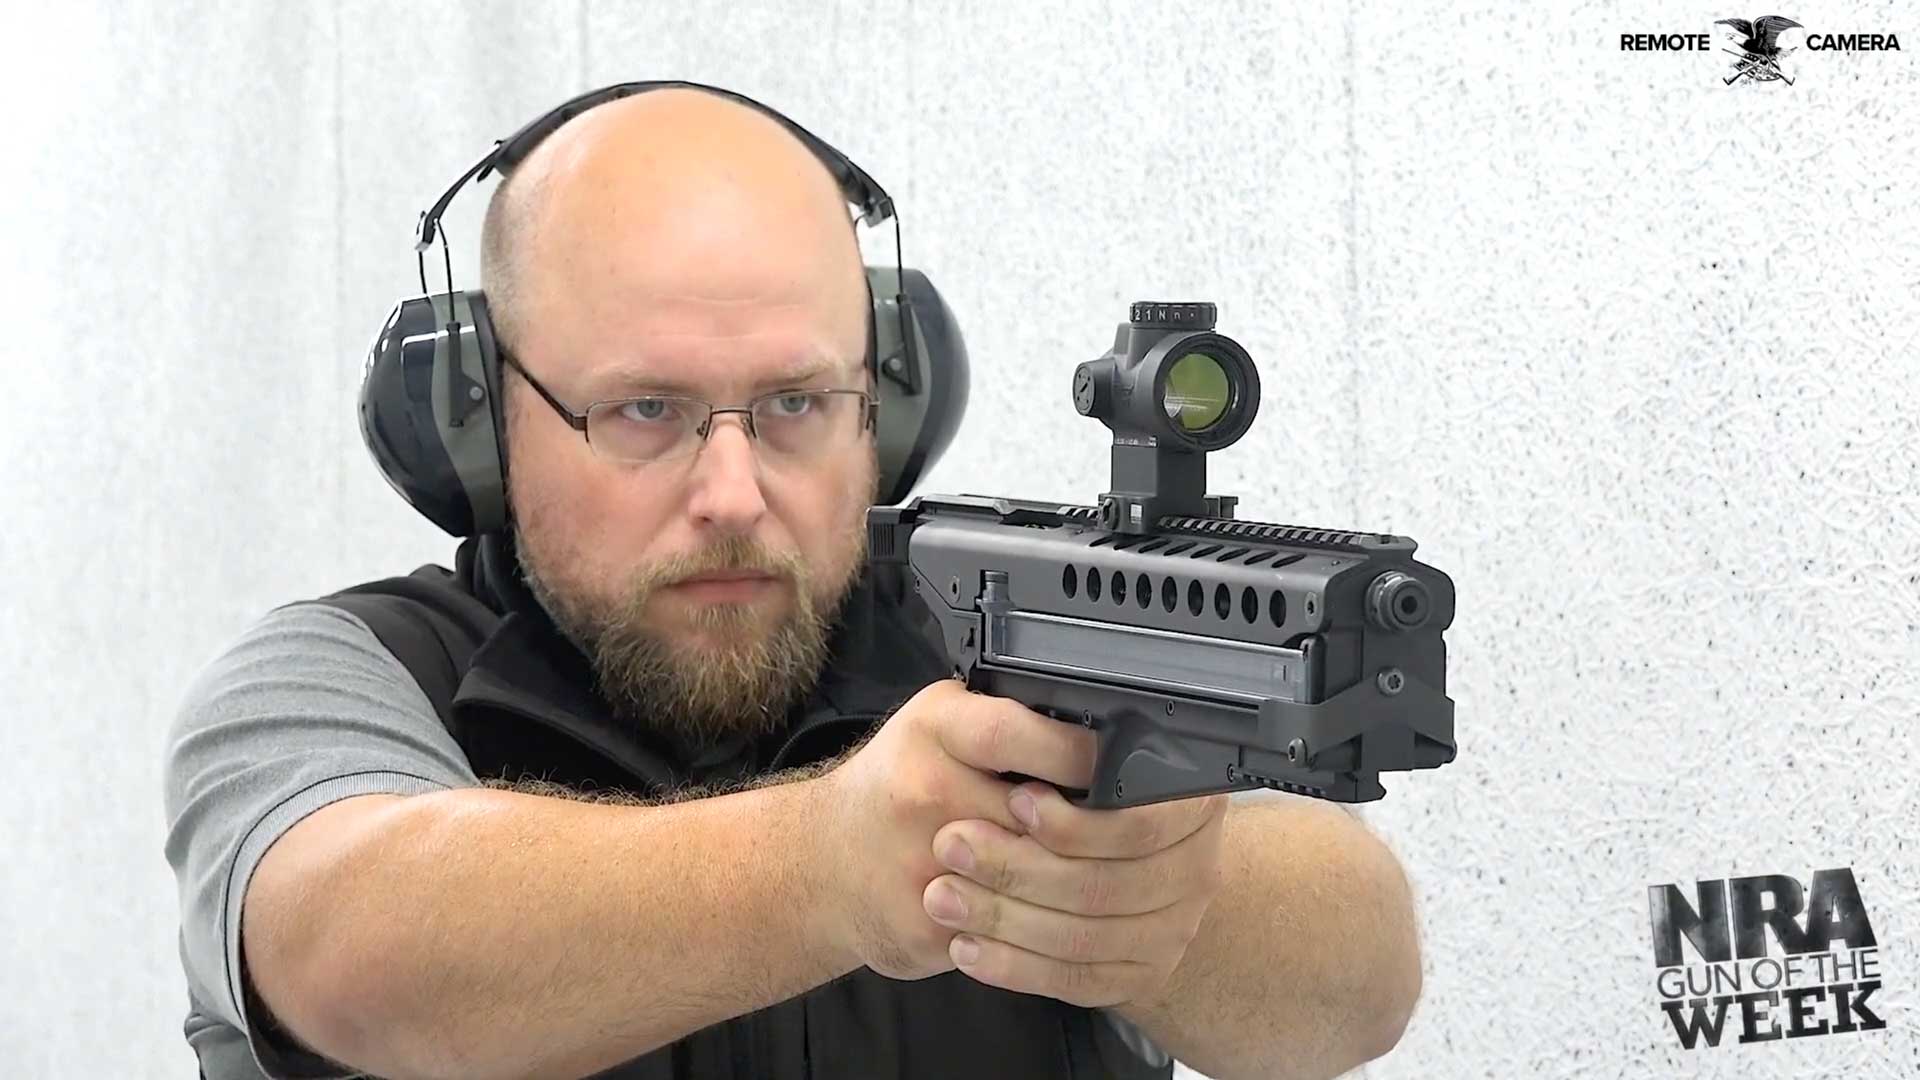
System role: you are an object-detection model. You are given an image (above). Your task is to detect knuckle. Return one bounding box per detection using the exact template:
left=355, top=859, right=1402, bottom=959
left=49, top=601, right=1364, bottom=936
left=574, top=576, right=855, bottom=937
left=1053, top=956, right=1090, bottom=996
left=1003, top=699, right=1048, bottom=754
left=970, top=890, right=1001, bottom=937
left=896, top=687, right=937, bottom=730
left=919, top=766, right=952, bottom=809
left=899, top=770, right=940, bottom=818
left=904, top=757, right=957, bottom=814
left=1076, top=865, right=1119, bottom=916
left=986, top=856, right=1021, bottom=898
left=1057, top=920, right=1102, bottom=964
left=976, top=699, right=1011, bottom=761
left=904, top=681, right=959, bottom=736
left=1053, top=959, right=1105, bottom=1006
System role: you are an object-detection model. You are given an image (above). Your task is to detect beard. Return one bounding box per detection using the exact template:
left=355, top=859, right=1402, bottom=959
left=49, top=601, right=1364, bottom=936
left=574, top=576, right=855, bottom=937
left=514, top=506, right=870, bottom=750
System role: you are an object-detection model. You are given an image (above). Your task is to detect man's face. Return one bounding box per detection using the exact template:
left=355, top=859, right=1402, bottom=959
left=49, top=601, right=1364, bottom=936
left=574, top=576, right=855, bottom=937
left=500, top=163, right=876, bottom=748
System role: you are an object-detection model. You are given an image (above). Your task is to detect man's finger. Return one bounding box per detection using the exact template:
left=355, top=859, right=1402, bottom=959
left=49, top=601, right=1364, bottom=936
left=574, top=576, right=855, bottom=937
left=1011, top=785, right=1226, bottom=859
left=930, top=818, right=1208, bottom=917
left=932, top=687, right=1096, bottom=792
left=924, top=871, right=1205, bottom=965
left=944, top=932, right=1156, bottom=1010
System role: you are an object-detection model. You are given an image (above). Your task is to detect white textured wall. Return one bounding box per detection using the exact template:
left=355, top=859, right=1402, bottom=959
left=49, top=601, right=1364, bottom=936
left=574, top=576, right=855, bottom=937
left=3, top=1, right=1915, bottom=1076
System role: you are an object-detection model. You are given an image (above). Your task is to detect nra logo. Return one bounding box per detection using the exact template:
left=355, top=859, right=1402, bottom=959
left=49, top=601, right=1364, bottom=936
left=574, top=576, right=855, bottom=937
left=1618, top=15, right=1903, bottom=86
left=1647, top=868, right=1888, bottom=1049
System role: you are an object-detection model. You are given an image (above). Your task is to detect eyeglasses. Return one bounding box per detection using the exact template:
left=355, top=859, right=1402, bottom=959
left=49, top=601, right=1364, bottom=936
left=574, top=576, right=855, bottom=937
left=501, top=351, right=878, bottom=466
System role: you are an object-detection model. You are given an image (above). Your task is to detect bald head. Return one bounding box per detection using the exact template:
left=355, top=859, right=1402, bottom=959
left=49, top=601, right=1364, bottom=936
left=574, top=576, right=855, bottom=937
left=479, top=88, right=867, bottom=366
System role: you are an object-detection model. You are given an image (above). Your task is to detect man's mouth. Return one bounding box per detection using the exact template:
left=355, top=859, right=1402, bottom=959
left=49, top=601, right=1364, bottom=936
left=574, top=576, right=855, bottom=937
left=677, top=570, right=777, bottom=584
left=667, top=570, right=782, bottom=601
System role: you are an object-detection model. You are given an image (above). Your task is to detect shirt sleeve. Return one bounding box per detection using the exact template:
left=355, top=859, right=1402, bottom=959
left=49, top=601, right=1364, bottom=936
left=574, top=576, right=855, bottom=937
left=162, top=601, right=483, bottom=1078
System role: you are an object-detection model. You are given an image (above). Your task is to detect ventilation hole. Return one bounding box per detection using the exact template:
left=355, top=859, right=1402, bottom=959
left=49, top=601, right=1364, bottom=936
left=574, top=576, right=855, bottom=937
left=1111, top=571, right=1127, bottom=605
left=1139, top=538, right=1169, bottom=553
left=1245, top=550, right=1276, bottom=567
left=1164, top=541, right=1195, bottom=556
left=1089, top=535, right=1114, bottom=548
left=1062, top=564, right=1077, bottom=599
left=1213, top=583, right=1232, bottom=619
left=1187, top=580, right=1204, bottom=616
left=1190, top=544, right=1222, bottom=559
left=1241, top=586, right=1258, bottom=622
left=1161, top=576, right=1178, bottom=611
left=1112, top=535, right=1149, bottom=551
left=1269, top=589, right=1286, bottom=626
left=1271, top=553, right=1305, bottom=569
left=1215, top=547, right=1250, bottom=562
left=1135, top=573, right=1152, bottom=609
left=1087, top=567, right=1102, bottom=602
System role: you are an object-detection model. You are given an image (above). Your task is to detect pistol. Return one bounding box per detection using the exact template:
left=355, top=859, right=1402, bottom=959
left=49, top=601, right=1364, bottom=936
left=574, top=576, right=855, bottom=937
left=868, top=301, right=1457, bottom=808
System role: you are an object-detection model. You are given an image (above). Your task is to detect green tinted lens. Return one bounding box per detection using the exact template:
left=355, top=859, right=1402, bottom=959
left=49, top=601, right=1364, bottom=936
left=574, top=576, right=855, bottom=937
left=1163, top=352, right=1232, bottom=432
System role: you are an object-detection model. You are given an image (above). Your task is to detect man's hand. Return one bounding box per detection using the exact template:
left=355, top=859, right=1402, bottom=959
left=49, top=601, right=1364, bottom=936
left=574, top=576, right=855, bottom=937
left=813, top=678, right=1099, bottom=981
left=924, top=782, right=1229, bottom=1008
left=814, top=677, right=1230, bottom=1010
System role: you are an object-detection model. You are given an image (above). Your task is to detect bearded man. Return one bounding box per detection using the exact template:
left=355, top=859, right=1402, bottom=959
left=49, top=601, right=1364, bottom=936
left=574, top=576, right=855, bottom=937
left=162, top=84, right=1422, bottom=1080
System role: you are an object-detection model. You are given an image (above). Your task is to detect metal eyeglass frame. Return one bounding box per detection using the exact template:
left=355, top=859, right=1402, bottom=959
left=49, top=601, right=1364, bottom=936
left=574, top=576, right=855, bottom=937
left=499, top=350, right=880, bottom=463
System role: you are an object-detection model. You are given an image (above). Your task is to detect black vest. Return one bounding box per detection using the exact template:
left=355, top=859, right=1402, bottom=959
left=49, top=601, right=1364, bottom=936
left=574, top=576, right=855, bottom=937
left=319, top=533, right=1173, bottom=1080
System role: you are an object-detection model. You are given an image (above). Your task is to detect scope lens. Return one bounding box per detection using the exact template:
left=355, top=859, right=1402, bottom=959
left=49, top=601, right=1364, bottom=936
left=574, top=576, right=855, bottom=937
left=1162, top=351, right=1232, bottom=432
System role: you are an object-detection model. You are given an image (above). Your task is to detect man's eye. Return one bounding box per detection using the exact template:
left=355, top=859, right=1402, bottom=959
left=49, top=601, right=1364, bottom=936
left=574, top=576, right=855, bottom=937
left=619, top=399, right=675, bottom=422
left=768, top=393, right=814, bottom=416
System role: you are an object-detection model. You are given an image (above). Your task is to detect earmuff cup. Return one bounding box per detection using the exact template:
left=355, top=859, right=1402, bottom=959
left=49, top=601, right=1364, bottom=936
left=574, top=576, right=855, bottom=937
left=360, top=292, right=508, bottom=538
left=872, top=265, right=969, bottom=507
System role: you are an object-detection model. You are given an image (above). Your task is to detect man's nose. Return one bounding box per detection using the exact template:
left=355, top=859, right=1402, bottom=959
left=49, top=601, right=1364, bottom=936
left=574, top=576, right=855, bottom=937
left=684, top=414, right=769, bottom=531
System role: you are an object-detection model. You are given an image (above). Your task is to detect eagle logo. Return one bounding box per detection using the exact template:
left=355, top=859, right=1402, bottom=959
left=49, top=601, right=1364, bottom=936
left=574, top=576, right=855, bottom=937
left=1717, top=15, right=1803, bottom=84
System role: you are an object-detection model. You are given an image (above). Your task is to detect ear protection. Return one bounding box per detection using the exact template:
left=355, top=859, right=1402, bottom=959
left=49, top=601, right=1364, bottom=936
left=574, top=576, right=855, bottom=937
left=359, top=80, right=969, bottom=538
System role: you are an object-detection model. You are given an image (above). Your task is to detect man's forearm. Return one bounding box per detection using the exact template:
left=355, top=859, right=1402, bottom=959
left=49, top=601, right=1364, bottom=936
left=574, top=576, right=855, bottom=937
left=1116, top=798, right=1423, bottom=1080
left=258, top=780, right=855, bottom=1080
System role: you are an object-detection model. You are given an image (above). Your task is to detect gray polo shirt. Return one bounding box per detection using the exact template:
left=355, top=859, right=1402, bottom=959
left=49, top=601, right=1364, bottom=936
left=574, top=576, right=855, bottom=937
left=163, top=601, right=482, bottom=1078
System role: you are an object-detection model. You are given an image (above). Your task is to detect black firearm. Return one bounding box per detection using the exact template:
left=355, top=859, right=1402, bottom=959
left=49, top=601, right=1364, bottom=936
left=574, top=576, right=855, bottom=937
left=868, top=302, right=1457, bottom=809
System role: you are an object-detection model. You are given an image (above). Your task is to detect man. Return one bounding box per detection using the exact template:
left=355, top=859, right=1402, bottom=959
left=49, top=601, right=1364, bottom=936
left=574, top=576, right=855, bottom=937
left=163, top=86, right=1423, bottom=1080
